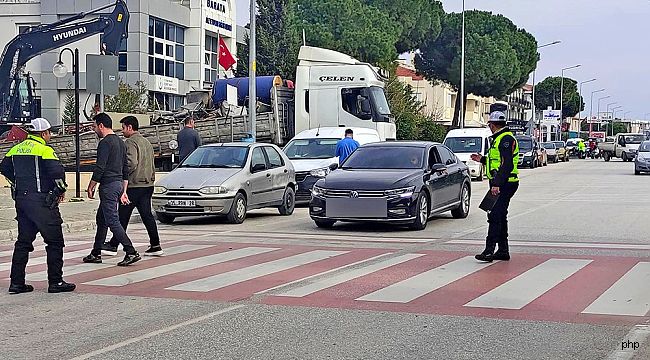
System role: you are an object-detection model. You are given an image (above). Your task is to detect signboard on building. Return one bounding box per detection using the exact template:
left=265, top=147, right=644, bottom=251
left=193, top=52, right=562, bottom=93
left=204, top=0, right=233, bottom=35
left=543, top=109, right=561, bottom=121
left=598, top=112, right=613, bottom=121
left=589, top=131, right=606, bottom=139
left=154, top=75, right=180, bottom=94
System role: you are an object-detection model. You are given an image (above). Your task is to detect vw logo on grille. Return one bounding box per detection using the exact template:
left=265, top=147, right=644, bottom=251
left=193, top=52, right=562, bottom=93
left=350, top=191, right=359, bottom=198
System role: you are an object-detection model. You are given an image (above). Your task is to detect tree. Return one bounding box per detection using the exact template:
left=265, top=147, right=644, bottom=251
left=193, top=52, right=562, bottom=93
left=104, top=80, right=149, bottom=114
left=363, top=0, right=444, bottom=53
left=385, top=74, right=446, bottom=142
left=534, top=76, right=584, bottom=119
left=236, top=1, right=301, bottom=79
left=61, top=81, right=76, bottom=125
left=415, top=10, right=539, bottom=127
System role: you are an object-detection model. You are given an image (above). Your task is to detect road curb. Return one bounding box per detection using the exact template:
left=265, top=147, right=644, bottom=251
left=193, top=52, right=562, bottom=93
left=0, top=219, right=98, bottom=244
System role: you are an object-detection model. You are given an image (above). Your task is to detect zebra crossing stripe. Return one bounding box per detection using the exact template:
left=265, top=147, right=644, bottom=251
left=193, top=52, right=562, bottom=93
left=84, top=247, right=279, bottom=287
left=25, top=244, right=213, bottom=282
left=273, top=253, right=424, bottom=298
left=464, top=259, right=593, bottom=310
left=166, top=250, right=348, bottom=293
left=582, top=262, right=650, bottom=317
left=356, top=256, right=494, bottom=303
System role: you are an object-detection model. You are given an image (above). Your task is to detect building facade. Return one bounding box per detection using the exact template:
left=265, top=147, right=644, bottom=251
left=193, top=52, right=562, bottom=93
left=0, top=0, right=238, bottom=125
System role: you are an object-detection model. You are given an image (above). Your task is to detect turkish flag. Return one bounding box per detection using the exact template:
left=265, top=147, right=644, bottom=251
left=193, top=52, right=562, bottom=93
left=218, top=36, right=236, bottom=70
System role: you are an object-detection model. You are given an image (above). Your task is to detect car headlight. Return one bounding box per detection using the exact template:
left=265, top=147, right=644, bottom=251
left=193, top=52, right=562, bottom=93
left=384, top=186, right=416, bottom=198
left=153, top=186, right=167, bottom=195
left=199, top=186, right=228, bottom=194
left=312, top=185, right=325, bottom=197
left=524, top=152, right=533, bottom=157
left=310, top=167, right=331, bottom=178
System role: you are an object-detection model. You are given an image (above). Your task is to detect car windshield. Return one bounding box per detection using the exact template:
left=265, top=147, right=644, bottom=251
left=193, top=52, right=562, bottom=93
left=553, top=142, right=565, bottom=148
left=624, top=135, right=644, bottom=144
left=444, top=137, right=482, bottom=153
left=639, top=142, right=650, bottom=152
left=566, top=140, right=578, bottom=147
left=180, top=146, right=249, bottom=168
left=517, top=138, right=533, bottom=152
left=284, top=138, right=340, bottom=159
left=543, top=143, right=556, bottom=150
left=342, top=146, right=424, bottom=169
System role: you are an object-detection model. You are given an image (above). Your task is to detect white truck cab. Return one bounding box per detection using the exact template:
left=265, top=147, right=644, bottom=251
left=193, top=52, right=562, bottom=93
left=294, top=46, right=397, bottom=141
left=283, top=127, right=381, bottom=203
left=443, top=127, right=492, bottom=181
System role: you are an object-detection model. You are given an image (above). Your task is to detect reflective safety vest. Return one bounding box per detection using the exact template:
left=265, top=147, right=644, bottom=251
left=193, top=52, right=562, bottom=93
left=2, top=135, right=67, bottom=193
left=486, top=131, right=519, bottom=183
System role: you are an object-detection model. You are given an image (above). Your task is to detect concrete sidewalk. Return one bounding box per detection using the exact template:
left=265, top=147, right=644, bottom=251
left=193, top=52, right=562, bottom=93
left=0, top=187, right=100, bottom=243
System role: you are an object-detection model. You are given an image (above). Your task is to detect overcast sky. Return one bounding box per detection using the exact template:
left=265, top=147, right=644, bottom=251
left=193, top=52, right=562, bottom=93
left=235, top=0, right=650, bottom=118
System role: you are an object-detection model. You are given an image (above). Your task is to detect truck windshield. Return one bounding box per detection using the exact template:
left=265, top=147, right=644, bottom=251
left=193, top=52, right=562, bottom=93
left=444, top=137, right=482, bottom=153
left=623, top=135, right=644, bottom=144
left=180, top=146, right=249, bottom=168
left=284, top=138, right=340, bottom=160
left=368, top=86, right=391, bottom=116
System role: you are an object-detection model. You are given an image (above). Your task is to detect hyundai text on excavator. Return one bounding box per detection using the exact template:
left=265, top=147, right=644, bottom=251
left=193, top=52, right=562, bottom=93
left=0, top=0, right=129, bottom=126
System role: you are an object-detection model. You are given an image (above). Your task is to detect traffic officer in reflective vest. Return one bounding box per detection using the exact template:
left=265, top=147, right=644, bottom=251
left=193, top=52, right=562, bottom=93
left=471, top=111, right=519, bottom=262
left=0, top=118, right=76, bottom=294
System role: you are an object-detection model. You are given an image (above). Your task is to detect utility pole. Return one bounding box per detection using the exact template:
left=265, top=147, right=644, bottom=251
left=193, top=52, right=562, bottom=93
left=248, top=0, right=257, bottom=141
left=459, top=0, right=465, bottom=129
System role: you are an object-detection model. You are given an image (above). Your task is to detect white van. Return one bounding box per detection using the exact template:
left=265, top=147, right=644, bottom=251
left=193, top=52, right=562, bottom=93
left=443, top=127, right=492, bottom=181
left=283, top=127, right=381, bottom=202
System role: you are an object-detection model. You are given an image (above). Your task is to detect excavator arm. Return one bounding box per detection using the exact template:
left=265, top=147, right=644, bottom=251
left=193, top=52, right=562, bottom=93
left=0, top=0, right=129, bottom=124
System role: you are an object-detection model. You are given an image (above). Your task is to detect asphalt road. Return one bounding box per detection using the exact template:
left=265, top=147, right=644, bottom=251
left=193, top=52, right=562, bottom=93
left=0, top=158, right=648, bottom=360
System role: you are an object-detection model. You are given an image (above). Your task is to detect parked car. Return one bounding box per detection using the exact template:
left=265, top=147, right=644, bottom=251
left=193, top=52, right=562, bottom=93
left=542, top=142, right=559, bottom=163
left=283, top=127, right=381, bottom=203
left=309, top=142, right=471, bottom=231
left=152, top=143, right=296, bottom=224
left=635, top=141, right=650, bottom=175
left=443, top=127, right=492, bottom=181
left=552, top=141, right=569, bottom=162
left=516, top=135, right=540, bottom=168
left=599, top=133, right=645, bottom=162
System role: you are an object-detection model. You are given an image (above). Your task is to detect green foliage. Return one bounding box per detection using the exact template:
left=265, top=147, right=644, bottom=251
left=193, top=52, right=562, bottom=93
left=385, top=75, right=447, bottom=142
left=415, top=10, right=539, bottom=127
left=104, top=80, right=149, bottom=114
left=534, top=76, right=584, bottom=119
left=61, top=81, right=76, bottom=125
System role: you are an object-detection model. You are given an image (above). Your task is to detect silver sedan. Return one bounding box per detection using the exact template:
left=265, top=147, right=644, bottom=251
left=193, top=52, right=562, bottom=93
left=152, top=143, right=296, bottom=224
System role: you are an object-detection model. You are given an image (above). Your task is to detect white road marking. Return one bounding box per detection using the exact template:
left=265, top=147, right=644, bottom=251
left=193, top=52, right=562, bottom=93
left=84, top=247, right=279, bottom=287
left=357, top=256, right=494, bottom=303
left=272, top=253, right=424, bottom=298
left=25, top=244, right=212, bottom=282
left=167, top=250, right=348, bottom=292
left=583, top=262, right=650, bottom=317
left=68, top=304, right=246, bottom=360
left=446, top=239, right=650, bottom=250
left=465, top=259, right=592, bottom=310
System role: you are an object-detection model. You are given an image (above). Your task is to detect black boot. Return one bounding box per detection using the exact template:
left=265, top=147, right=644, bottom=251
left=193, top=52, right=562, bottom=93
left=475, top=252, right=494, bottom=262
left=8, top=283, right=34, bottom=294
left=48, top=281, right=76, bottom=293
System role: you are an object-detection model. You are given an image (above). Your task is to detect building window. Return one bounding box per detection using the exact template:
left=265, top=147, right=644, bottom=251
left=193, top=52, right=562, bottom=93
left=148, top=17, right=185, bottom=80
left=150, top=91, right=184, bottom=111
left=204, top=35, right=222, bottom=84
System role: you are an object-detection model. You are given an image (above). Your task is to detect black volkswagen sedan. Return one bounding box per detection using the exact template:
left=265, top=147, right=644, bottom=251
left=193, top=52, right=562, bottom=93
left=309, top=142, right=471, bottom=230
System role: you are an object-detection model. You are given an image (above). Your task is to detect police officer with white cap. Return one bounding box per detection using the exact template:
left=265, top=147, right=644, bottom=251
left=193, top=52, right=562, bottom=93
left=470, top=111, right=520, bottom=262
left=0, top=118, right=76, bottom=294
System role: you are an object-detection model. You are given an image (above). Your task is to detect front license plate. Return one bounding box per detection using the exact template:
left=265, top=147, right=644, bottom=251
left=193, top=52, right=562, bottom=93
left=168, top=200, right=196, bottom=207
left=326, top=198, right=388, bottom=218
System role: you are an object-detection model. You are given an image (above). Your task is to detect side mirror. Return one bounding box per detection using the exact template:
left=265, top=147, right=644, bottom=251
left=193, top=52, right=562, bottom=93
left=252, top=163, right=266, bottom=173
left=329, top=163, right=339, bottom=171
left=431, top=164, right=447, bottom=174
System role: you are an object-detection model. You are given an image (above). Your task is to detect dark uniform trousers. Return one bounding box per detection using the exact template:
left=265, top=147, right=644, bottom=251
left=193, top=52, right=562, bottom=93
left=108, top=186, right=160, bottom=248
left=485, top=182, right=519, bottom=255
left=11, top=192, right=64, bottom=285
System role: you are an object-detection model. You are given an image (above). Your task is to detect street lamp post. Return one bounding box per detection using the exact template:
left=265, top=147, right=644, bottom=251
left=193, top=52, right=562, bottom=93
left=460, top=0, right=465, bottom=129
left=532, top=40, right=561, bottom=142
left=596, top=95, right=611, bottom=132
left=605, top=101, right=617, bottom=132
left=612, top=107, right=623, bottom=136
left=560, top=64, right=581, bottom=140
left=588, top=88, right=605, bottom=137
left=53, top=48, right=80, bottom=199
left=578, top=78, right=597, bottom=123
